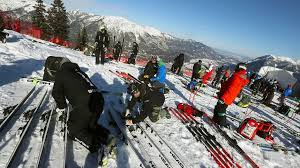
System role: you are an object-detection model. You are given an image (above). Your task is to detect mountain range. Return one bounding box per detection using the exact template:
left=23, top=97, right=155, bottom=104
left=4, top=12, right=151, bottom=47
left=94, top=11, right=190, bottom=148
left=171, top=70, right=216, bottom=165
left=0, top=0, right=299, bottom=75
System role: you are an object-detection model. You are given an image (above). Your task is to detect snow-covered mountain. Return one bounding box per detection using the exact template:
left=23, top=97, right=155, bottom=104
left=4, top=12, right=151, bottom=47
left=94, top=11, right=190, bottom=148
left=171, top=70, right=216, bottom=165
left=1, top=29, right=300, bottom=168
left=0, top=0, right=241, bottom=63
left=247, top=55, right=300, bottom=79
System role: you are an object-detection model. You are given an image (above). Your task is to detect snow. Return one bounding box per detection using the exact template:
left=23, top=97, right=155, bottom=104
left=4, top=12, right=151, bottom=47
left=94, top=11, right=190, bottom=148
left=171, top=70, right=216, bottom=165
left=0, top=30, right=300, bottom=167
left=0, top=0, right=36, bottom=11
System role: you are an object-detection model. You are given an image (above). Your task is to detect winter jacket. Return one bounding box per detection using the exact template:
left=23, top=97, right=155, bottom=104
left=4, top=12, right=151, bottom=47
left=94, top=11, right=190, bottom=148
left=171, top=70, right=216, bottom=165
left=52, top=62, right=100, bottom=110
left=284, top=87, right=292, bottom=97
left=219, top=69, right=249, bottom=105
left=144, top=61, right=158, bottom=78
left=127, top=86, right=165, bottom=124
left=202, top=69, right=214, bottom=84
left=173, top=54, right=184, bottom=67
left=131, top=44, right=139, bottom=55
left=151, top=63, right=166, bottom=84
left=192, top=62, right=202, bottom=79
left=95, top=30, right=109, bottom=49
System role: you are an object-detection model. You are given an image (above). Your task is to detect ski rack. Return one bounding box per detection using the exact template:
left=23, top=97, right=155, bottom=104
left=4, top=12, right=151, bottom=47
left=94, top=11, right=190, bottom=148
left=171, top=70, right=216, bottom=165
left=0, top=85, right=36, bottom=132
left=143, top=120, right=187, bottom=168
left=35, top=105, right=56, bottom=168
left=5, top=89, right=48, bottom=168
left=136, top=123, right=174, bottom=168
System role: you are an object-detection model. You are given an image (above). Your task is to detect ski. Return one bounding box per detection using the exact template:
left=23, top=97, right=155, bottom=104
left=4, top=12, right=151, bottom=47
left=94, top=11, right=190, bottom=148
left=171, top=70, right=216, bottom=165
left=143, top=120, right=187, bottom=168
left=35, top=105, right=56, bottom=168
left=170, top=107, right=241, bottom=168
left=0, top=85, right=36, bottom=132
left=62, top=106, right=70, bottom=168
left=5, top=89, right=48, bottom=168
left=135, top=123, right=174, bottom=168
left=108, top=106, right=155, bottom=168
left=184, top=107, right=260, bottom=168
left=21, top=77, right=53, bottom=85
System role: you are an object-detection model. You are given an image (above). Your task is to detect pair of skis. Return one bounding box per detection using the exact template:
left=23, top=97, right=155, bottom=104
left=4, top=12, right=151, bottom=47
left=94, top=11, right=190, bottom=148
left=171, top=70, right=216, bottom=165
left=5, top=88, right=49, bottom=168
left=172, top=106, right=260, bottom=168
left=169, top=107, right=242, bottom=168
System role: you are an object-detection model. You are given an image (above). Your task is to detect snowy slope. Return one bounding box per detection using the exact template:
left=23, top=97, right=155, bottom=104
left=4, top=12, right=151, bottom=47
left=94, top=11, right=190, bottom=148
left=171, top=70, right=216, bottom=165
left=1, top=31, right=300, bottom=167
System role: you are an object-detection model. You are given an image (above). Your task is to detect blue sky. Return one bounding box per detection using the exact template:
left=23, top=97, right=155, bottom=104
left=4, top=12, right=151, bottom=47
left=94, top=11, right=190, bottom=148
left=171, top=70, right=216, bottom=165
left=45, top=0, right=300, bottom=58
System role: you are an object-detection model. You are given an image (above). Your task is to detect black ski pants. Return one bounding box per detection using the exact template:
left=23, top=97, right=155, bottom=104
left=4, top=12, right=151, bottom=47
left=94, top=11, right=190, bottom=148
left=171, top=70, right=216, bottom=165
left=212, top=100, right=228, bottom=126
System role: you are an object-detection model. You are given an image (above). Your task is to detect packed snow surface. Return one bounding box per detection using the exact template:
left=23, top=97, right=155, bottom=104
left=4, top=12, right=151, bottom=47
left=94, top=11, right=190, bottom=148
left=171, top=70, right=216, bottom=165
left=0, top=30, right=300, bottom=167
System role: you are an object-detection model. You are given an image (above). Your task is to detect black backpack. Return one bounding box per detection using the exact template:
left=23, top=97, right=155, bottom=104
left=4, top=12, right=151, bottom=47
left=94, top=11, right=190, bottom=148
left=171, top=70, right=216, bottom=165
left=43, top=56, right=70, bottom=81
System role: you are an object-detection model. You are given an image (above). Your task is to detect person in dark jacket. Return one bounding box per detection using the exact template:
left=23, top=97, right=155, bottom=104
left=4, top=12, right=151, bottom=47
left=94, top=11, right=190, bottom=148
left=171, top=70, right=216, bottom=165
left=128, top=42, right=139, bottom=64
left=171, top=53, right=184, bottom=75
left=191, top=60, right=202, bottom=81
left=0, top=16, right=8, bottom=43
left=125, top=83, right=169, bottom=125
left=261, top=80, right=277, bottom=106
left=52, top=61, right=114, bottom=155
left=113, top=41, right=122, bottom=61
left=213, top=63, right=249, bottom=127
left=212, top=65, right=224, bottom=87
left=138, top=55, right=158, bottom=84
left=94, top=27, right=110, bottom=65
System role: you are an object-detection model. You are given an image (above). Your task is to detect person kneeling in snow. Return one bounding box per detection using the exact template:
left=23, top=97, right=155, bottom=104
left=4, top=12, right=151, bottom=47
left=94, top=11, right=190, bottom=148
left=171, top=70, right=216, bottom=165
left=212, top=63, right=249, bottom=127
left=52, top=61, right=115, bottom=164
left=125, top=83, right=170, bottom=125
left=138, top=55, right=158, bottom=84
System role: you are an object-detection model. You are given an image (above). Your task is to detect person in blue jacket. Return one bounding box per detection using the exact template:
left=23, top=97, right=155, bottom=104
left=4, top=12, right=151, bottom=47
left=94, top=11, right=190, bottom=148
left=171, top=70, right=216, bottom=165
left=279, top=84, right=292, bottom=106
left=150, top=58, right=166, bottom=91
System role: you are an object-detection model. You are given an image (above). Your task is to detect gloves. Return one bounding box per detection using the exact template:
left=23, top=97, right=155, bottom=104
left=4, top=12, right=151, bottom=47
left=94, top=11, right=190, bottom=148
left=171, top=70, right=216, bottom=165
left=95, top=42, right=98, bottom=46
left=126, top=119, right=133, bottom=126
left=104, top=47, right=108, bottom=53
left=144, top=75, right=149, bottom=79
left=56, top=108, right=65, bottom=114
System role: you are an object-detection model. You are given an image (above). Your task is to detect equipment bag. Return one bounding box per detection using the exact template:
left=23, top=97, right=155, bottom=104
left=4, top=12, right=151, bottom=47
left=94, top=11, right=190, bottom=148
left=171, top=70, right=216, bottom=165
left=187, top=80, right=198, bottom=91
left=177, top=103, right=203, bottom=117
left=43, top=56, right=70, bottom=81
left=237, top=95, right=251, bottom=108
left=256, top=121, right=276, bottom=143
left=237, top=118, right=259, bottom=140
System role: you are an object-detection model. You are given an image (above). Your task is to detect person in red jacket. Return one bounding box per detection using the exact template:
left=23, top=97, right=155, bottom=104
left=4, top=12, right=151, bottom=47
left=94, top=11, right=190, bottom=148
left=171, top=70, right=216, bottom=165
left=213, top=63, right=249, bottom=127
left=202, top=64, right=214, bottom=85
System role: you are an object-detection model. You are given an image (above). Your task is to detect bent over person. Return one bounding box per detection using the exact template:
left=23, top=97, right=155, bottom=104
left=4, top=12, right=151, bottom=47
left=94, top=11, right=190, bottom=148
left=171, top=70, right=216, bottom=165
left=52, top=61, right=115, bottom=165
left=125, top=83, right=170, bottom=125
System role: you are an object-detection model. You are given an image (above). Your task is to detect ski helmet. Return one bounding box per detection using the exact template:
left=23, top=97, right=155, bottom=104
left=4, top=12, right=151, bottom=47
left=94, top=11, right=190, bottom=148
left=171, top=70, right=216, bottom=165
left=236, top=62, right=247, bottom=71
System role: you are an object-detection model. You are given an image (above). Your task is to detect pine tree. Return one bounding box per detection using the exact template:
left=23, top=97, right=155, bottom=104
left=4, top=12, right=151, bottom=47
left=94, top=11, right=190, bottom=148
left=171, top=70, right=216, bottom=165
left=80, top=26, right=88, bottom=48
left=47, top=0, right=69, bottom=40
left=76, top=26, right=88, bottom=50
left=32, top=0, right=49, bottom=39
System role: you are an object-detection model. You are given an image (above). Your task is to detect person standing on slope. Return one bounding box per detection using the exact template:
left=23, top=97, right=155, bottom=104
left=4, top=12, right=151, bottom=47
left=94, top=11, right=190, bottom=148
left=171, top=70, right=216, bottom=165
left=113, top=41, right=122, bottom=61
left=278, top=84, right=292, bottom=106
left=125, top=83, right=170, bottom=125
left=191, top=60, right=202, bottom=81
left=213, top=63, right=249, bottom=127
left=171, top=53, right=185, bottom=75
left=94, top=27, right=110, bottom=65
left=52, top=61, right=115, bottom=165
left=138, top=55, right=158, bottom=84
left=128, top=42, right=139, bottom=64
left=212, top=65, right=224, bottom=87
